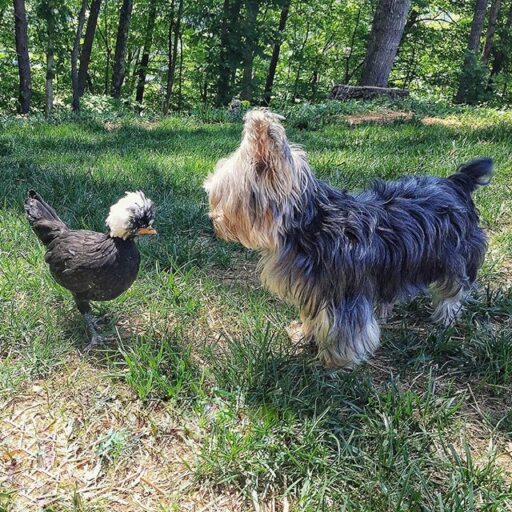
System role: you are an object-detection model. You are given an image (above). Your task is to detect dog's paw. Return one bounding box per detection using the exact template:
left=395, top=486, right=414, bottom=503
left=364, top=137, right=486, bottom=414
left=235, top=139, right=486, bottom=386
left=285, top=320, right=305, bottom=344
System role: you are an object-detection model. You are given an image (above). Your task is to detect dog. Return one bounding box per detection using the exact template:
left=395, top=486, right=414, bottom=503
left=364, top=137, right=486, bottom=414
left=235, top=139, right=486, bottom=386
left=204, top=109, right=493, bottom=368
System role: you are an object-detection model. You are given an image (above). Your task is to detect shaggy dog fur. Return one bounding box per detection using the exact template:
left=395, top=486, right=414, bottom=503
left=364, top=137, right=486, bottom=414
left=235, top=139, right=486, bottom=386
left=204, top=109, right=493, bottom=368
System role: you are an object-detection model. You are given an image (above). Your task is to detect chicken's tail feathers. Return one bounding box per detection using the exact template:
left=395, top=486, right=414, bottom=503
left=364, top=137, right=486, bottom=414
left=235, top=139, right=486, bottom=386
left=25, top=190, right=67, bottom=245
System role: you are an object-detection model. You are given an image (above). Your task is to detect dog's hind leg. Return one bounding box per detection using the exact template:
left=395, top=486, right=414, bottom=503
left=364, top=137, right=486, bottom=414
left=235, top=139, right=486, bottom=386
left=377, top=302, right=395, bottom=323
left=313, top=299, right=381, bottom=369
left=430, top=281, right=467, bottom=327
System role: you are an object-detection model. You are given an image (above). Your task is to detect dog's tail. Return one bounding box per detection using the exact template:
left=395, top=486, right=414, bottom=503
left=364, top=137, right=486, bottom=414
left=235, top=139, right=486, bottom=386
left=448, top=158, right=493, bottom=194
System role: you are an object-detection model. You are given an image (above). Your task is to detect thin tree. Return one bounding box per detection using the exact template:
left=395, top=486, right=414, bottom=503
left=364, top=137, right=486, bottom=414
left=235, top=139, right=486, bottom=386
left=163, top=0, right=184, bottom=114
left=124, top=47, right=134, bottom=87
left=261, top=0, right=291, bottom=107
left=111, top=0, right=133, bottom=98
left=215, top=0, right=230, bottom=106
left=71, top=0, right=88, bottom=112
left=77, top=0, right=103, bottom=97
left=454, top=0, right=488, bottom=103
left=99, top=0, right=111, bottom=94
left=359, top=0, right=412, bottom=87
left=126, top=46, right=140, bottom=95
left=177, top=31, right=184, bottom=111
left=489, top=1, right=512, bottom=78
left=36, top=0, right=57, bottom=117
left=291, top=18, right=311, bottom=101
left=135, top=0, right=158, bottom=106
left=43, top=1, right=55, bottom=117
left=482, top=0, right=501, bottom=65
left=240, top=0, right=260, bottom=102
left=310, top=35, right=335, bottom=100
left=12, top=0, right=32, bottom=114
left=215, top=0, right=243, bottom=106
left=343, top=4, right=362, bottom=83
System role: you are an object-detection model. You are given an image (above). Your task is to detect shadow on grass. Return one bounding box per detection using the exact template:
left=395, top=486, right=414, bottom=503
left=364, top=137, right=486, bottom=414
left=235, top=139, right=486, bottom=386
left=4, top=115, right=509, bottom=216
left=202, top=282, right=512, bottom=431
left=193, top=312, right=511, bottom=510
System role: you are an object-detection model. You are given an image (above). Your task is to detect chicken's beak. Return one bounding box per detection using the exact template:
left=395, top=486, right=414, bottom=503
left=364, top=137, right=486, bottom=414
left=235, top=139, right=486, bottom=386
left=136, top=226, right=158, bottom=236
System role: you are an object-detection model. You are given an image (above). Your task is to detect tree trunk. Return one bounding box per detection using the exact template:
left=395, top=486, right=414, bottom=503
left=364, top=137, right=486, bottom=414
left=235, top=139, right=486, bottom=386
left=135, top=0, right=158, bottom=106
left=72, top=0, right=88, bottom=112
left=87, top=72, right=94, bottom=93
left=482, top=0, right=501, bottom=65
left=111, top=0, right=133, bottom=98
left=466, top=0, right=489, bottom=53
left=359, top=0, right=412, bottom=87
left=201, top=73, right=208, bottom=105
left=310, top=37, right=334, bottom=100
left=101, top=0, right=111, bottom=94
left=261, top=0, right=291, bottom=106
left=162, top=0, right=175, bottom=113
left=124, top=47, right=134, bottom=85
left=240, top=0, right=260, bottom=101
left=400, top=6, right=420, bottom=46
left=454, top=0, right=488, bottom=103
left=177, top=32, right=184, bottom=111
left=215, top=0, right=243, bottom=106
left=291, top=20, right=310, bottom=101
left=215, top=0, right=231, bottom=106
left=489, top=1, right=512, bottom=77
left=344, top=4, right=362, bottom=83
left=163, top=0, right=183, bottom=114
left=77, top=0, right=103, bottom=97
left=310, top=70, right=319, bottom=99
left=45, top=6, right=55, bottom=118
left=12, top=0, right=32, bottom=114
left=126, top=46, right=140, bottom=95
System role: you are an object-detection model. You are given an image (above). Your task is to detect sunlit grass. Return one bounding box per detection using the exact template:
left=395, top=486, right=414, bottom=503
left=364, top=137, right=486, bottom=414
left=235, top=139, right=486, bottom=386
left=0, top=105, right=510, bottom=510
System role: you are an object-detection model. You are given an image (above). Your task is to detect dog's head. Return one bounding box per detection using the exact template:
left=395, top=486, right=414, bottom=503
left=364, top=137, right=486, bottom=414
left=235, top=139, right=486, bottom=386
left=204, top=109, right=312, bottom=250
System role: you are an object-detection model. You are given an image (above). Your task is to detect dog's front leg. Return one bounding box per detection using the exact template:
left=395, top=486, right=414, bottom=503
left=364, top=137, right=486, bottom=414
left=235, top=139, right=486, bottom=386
left=314, top=300, right=381, bottom=369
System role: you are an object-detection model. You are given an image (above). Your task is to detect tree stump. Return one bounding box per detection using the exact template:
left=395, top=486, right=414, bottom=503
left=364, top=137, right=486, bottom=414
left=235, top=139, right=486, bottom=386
left=330, top=84, right=409, bottom=101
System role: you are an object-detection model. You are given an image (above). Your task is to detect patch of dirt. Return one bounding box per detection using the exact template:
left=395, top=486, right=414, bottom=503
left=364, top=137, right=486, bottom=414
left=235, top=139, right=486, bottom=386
left=103, top=121, right=122, bottom=132
left=196, top=234, right=261, bottom=290
left=497, top=446, right=512, bottom=484
left=446, top=424, right=512, bottom=487
left=103, top=120, right=159, bottom=132
left=211, top=260, right=261, bottom=289
left=345, top=111, right=414, bottom=125
left=0, top=358, right=242, bottom=511
left=421, top=116, right=463, bottom=128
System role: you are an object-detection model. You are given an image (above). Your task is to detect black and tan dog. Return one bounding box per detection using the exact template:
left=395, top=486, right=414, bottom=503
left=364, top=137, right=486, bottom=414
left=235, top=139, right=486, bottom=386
left=204, top=109, right=492, bottom=368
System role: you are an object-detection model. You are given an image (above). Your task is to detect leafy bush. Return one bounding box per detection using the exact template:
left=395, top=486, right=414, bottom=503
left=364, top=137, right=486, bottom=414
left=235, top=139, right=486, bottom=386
left=456, top=51, right=492, bottom=105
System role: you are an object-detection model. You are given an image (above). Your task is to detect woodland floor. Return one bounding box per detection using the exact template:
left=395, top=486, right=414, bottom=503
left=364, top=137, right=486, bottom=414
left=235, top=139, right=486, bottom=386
left=0, top=105, right=511, bottom=511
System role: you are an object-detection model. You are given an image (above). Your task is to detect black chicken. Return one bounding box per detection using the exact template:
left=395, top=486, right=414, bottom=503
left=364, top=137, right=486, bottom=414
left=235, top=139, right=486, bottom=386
left=25, top=190, right=156, bottom=349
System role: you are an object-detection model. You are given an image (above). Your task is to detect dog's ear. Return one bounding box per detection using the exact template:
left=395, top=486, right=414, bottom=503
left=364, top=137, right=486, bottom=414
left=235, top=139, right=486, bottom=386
left=242, top=109, right=289, bottom=174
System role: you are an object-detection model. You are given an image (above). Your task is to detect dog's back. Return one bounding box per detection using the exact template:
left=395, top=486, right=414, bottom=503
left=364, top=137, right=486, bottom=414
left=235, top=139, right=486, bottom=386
left=353, top=159, right=492, bottom=302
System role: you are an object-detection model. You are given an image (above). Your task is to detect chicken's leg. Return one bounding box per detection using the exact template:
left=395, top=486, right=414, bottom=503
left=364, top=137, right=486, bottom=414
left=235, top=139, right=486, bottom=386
left=83, top=312, right=103, bottom=350
left=75, top=297, right=103, bottom=351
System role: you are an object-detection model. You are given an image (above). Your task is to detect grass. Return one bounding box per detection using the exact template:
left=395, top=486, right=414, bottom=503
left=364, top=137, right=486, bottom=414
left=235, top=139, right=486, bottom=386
left=0, top=103, right=511, bottom=511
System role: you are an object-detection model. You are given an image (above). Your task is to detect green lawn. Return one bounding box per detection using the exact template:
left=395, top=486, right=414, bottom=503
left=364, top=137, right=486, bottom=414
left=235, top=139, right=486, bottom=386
left=0, top=106, right=511, bottom=511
